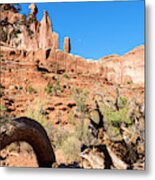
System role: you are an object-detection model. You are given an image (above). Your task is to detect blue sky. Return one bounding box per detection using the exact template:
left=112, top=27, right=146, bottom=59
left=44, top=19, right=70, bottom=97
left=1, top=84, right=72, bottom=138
left=20, top=1, right=144, bottom=60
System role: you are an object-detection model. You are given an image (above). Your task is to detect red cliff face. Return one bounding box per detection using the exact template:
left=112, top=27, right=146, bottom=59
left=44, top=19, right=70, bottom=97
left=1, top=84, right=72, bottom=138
left=99, top=45, right=144, bottom=85
left=0, top=45, right=144, bottom=86
left=123, top=45, right=144, bottom=84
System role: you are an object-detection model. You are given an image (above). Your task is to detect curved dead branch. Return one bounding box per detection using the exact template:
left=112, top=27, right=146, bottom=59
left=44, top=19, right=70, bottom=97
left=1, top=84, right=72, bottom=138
left=0, top=117, right=56, bottom=167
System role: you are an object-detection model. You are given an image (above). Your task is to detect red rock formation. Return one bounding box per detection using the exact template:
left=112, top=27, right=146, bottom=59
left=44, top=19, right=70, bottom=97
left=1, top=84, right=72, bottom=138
left=123, top=45, right=144, bottom=84
left=0, top=5, right=61, bottom=51
left=99, top=45, right=144, bottom=85
left=64, top=37, right=71, bottom=53
left=0, top=4, right=144, bottom=85
left=39, top=10, right=53, bottom=49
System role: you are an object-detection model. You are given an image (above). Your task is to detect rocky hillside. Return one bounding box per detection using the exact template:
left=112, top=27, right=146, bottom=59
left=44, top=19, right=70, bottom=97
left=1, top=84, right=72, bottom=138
left=0, top=4, right=144, bottom=169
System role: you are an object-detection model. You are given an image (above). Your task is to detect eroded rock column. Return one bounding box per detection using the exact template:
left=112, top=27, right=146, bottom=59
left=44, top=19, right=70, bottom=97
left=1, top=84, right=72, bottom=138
left=64, top=37, right=71, bottom=53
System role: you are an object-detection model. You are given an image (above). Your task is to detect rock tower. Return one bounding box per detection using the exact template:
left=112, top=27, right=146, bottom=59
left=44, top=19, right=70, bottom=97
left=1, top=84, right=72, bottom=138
left=64, top=37, right=71, bottom=53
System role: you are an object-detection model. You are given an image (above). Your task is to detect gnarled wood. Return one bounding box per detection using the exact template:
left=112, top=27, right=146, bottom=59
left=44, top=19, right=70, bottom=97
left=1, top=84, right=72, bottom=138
left=0, top=117, right=56, bottom=167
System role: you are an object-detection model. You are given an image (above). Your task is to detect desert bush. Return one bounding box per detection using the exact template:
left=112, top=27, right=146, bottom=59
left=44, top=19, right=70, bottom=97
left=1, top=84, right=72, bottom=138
left=45, top=84, right=53, bottom=95
left=108, top=126, right=121, bottom=137
left=53, top=79, right=62, bottom=95
left=25, top=100, right=56, bottom=147
left=118, top=96, right=128, bottom=108
left=72, top=87, right=88, bottom=114
left=49, top=126, right=80, bottom=162
left=0, top=105, right=7, bottom=111
left=63, top=73, right=70, bottom=79
left=68, top=111, right=76, bottom=126
left=50, top=114, right=90, bottom=163
left=24, top=98, right=48, bottom=127
left=50, top=127, right=70, bottom=149
left=97, top=96, right=131, bottom=139
left=75, top=118, right=90, bottom=144
left=28, top=16, right=36, bottom=24
left=93, top=84, right=136, bottom=139
left=104, top=105, right=132, bottom=127
left=71, top=88, right=91, bottom=143
left=27, top=85, right=37, bottom=94
left=49, top=124, right=82, bottom=162
left=61, top=136, right=81, bottom=162
left=45, top=79, right=62, bottom=96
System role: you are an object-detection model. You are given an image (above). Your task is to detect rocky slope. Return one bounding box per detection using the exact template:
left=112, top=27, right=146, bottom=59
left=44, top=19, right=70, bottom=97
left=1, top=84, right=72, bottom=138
left=0, top=4, right=144, bottom=168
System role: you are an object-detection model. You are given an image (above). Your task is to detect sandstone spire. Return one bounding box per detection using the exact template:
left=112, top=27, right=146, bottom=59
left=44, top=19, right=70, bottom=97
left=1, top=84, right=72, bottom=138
left=39, top=10, right=53, bottom=49
left=64, top=37, right=71, bottom=53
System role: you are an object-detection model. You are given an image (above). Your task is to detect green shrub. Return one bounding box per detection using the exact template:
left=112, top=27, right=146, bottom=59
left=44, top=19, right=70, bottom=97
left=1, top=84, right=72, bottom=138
left=72, top=88, right=88, bottom=114
left=45, top=80, right=62, bottom=96
left=107, top=126, right=122, bottom=140
left=45, top=84, right=53, bottom=95
left=95, top=93, right=134, bottom=139
left=63, top=73, right=70, bottom=79
left=0, top=105, right=7, bottom=111
left=53, top=79, right=62, bottom=95
left=118, top=96, right=128, bottom=108
left=104, top=106, right=131, bottom=127
left=28, top=86, right=36, bottom=94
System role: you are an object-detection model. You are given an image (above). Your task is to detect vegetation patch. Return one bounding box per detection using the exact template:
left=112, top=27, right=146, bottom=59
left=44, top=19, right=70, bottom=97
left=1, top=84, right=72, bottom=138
left=27, top=86, right=37, bottom=94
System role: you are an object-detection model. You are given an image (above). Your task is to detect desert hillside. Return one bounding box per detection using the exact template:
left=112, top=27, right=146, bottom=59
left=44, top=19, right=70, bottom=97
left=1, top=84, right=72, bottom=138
left=0, top=4, right=144, bottom=169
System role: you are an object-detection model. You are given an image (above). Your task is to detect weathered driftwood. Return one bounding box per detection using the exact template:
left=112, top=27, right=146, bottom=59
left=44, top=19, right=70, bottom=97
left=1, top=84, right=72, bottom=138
left=0, top=117, right=56, bottom=167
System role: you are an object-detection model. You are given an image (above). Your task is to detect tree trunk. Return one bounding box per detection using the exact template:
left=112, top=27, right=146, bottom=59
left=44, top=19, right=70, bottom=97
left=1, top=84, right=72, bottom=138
left=0, top=117, right=56, bottom=167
